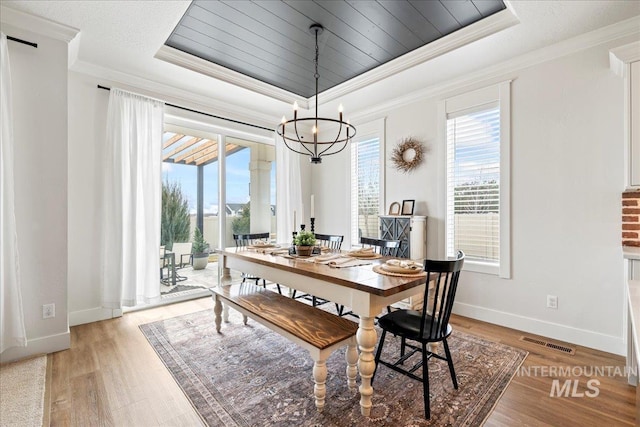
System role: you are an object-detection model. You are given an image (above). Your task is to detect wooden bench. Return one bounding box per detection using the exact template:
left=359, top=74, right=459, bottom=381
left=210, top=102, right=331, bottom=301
left=210, top=283, right=359, bottom=412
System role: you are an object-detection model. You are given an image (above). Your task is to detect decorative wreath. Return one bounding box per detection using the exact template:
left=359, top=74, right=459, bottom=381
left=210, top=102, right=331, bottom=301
left=391, top=137, right=424, bottom=173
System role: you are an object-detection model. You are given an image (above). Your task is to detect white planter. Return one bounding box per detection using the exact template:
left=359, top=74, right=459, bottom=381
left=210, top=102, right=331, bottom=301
left=192, top=254, right=208, bottom=270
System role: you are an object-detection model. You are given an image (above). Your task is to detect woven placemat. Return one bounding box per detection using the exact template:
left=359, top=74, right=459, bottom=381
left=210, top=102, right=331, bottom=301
left=373, top=264, right=427, bottom=277
left=347, top=253, right=383, bottom=259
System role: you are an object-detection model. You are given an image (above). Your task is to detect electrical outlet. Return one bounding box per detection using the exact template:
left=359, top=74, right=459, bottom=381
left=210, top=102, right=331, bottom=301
left=546, top=295, right=558, bottom=309
left=42, top=303, right=55, bottom=319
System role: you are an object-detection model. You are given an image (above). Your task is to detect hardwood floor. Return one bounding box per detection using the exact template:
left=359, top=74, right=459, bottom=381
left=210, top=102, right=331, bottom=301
left=49, top=297, right=636, bottom=426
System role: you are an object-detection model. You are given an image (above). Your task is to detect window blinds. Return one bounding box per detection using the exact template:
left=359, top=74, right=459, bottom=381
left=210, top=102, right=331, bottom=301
left=446, top=103, right=500, bottom=263
left=351, top=137, right=380, bottom=243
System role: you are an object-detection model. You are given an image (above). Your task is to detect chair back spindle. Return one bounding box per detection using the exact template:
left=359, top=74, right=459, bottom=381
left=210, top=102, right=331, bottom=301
left=233, top=232, right=270, bottom=248
left=420, top=251, right=465, bottom=341
left=359, top=237, right=401, bottom=257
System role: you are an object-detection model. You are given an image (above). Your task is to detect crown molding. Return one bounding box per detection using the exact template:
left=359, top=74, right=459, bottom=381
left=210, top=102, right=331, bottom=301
left=610, top=40, right=640, bottom=77
left=71, top=59, right=279, bottom=131
left=155, top=45, right=309, bottom=109
left=351, top=15, right=640, bottom=124
left=0, top=5, right=79, bottom=43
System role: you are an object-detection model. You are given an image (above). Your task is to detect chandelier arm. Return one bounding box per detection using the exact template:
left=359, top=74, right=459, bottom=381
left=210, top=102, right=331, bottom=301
left=291, top=119, right=312, bottom=155
left=317, top=120, right=343, bottom=156
left=281, top=136, right=316, bottom=157
left=280, top=124, right=316, bottom=157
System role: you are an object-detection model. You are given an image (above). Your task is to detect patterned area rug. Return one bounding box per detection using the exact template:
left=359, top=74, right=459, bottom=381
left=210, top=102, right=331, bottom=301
left=140, top=309, right=527, bottom=426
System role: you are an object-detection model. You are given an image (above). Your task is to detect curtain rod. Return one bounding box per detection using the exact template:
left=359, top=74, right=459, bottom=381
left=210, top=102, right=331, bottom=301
left=97, top=85, right=274, bottom=133
left=7, top=36, right=38, bottom=48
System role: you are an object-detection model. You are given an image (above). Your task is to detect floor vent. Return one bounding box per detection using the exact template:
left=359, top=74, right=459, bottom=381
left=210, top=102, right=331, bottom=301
left=519, top=336, right=576, bottom=355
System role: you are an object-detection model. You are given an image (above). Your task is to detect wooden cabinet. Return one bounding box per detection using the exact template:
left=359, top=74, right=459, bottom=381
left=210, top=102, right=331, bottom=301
left=379, top=215, right=427, bottom=260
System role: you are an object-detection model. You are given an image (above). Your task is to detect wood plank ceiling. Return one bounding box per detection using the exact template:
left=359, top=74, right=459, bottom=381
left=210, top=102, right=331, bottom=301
left=165, top=0, right=506, bottom=98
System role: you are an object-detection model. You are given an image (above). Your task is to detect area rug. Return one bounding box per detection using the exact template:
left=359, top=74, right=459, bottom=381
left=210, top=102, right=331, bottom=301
left=0, top=354, right=47, bottom=426
left=140, top=309, right=527, bottom=426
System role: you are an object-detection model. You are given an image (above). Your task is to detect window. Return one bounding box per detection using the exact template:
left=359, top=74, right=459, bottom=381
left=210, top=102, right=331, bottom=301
left=444, top=82, right=511, bottom=277
left=351, top=119, right=385, bottom=246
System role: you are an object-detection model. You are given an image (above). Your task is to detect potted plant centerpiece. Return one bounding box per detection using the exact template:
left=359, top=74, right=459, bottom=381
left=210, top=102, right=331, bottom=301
left=294, top=231, right=316, bottom=257
left=192, top=227, right=209, bottom=270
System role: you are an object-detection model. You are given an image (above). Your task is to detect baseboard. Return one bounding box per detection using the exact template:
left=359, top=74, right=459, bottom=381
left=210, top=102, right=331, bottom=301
left=0, top=331, right=70, bottom=363
left=69, top=307, right=123, bottom=327
left=453, top=302, right=625, bottom=356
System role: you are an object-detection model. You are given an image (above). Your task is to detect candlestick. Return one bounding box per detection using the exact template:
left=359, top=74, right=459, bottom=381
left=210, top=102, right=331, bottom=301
left=310, top=217, right=315, bottom=233
left=300, top=224, right=305, bottom=231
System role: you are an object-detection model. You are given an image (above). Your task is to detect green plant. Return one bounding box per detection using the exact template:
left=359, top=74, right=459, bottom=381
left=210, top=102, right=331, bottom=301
left=161, top=180, right=190, bottom=250
left=294, top=231, right=316, bottom=246
left=231, top=202, right=250, bottom=234
left=192, top=227, right=209, bottom=254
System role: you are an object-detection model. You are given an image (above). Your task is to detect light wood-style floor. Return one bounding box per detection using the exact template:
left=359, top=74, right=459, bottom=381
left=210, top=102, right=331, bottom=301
left=48, top=297, right=637, bottom=426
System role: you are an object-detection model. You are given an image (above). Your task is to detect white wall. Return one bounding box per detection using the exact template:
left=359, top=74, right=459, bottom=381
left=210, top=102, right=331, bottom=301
left=313, top=38, right=630, bottom=354
left=0, top=25, right=70, bottom=361
left=67, top=71, right=112, bottom=325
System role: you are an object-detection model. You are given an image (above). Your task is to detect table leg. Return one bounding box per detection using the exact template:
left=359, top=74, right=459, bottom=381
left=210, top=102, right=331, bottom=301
left=221, top=263, right=232, bottom=322
left=213, top=295, right=222, bottom=333
left=357, top=316, right=377, bottom=416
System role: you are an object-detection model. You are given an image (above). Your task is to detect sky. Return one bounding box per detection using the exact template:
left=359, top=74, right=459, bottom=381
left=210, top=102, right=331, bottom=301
left=162, top=147, right=276, bottom=214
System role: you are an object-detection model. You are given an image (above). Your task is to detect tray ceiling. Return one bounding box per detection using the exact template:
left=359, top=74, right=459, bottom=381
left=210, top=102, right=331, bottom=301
left=165, top=0, right=506, bottom=99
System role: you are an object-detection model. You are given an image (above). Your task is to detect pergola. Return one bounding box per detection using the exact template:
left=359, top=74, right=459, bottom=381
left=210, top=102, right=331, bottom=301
left=162, top=132, right=245, bottom=232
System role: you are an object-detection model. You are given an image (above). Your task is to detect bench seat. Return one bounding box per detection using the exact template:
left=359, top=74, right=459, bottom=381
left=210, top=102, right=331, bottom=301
left=210, top=283, right=359, bottom=411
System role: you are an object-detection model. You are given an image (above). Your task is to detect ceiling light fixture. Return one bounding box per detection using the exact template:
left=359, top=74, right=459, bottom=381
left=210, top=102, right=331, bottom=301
left=278, top=23, right=356, bottom=164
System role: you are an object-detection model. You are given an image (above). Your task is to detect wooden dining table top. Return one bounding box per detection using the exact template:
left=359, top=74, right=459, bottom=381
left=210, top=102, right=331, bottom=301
left=216, top=247, right=427, bottom=298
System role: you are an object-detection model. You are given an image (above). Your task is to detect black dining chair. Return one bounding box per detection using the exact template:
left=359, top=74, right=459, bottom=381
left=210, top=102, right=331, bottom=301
left=372, top=251, right=465, bottom=419
left=292, top=233, right=344, bottom=306
left=233, top=232, right=281, bottom=294
left=336, top=237, right=402, bottom=317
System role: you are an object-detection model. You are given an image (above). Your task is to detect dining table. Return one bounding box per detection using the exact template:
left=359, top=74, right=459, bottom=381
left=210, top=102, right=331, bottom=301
left=215, top=245, right=428, bottom=417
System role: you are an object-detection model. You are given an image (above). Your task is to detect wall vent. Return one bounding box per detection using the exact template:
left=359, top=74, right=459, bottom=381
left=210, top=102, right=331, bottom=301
left=519, top=336, right=576, bottom=355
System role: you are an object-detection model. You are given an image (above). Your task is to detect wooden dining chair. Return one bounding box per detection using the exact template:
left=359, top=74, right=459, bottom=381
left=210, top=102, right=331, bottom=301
left=292, top=233, right=344, bottom=306
left=372, top=251, right=465, bottom=419
left=360, top=237, right=401, bottom=256
left=233, top=232, right=281, bottom=294
left=336, top=237, right=402, bottom=317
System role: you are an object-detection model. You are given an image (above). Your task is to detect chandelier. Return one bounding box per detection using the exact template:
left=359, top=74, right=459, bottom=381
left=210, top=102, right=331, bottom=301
left=278, top=24, right=356, bottom=164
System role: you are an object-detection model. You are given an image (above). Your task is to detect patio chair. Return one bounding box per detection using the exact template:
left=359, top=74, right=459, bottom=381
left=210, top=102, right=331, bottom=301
left=171, top=242, right=193, bottom=268
left=372, top=251, right=465, bottom=419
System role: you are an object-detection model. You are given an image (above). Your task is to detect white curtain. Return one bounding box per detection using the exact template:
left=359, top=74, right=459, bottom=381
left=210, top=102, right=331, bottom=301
left=275, top=132, right=303, bottom=243
left=0, top=33, right=27, bottom=353
left=101, top=88, right=164, bottom=308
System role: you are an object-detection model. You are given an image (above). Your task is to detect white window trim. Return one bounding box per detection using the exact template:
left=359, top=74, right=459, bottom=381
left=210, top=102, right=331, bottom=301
left=350, top=118, right=386, bottom=247
left=439, top=81, right=511, bottom=278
